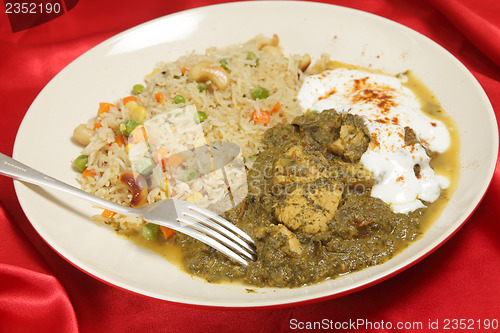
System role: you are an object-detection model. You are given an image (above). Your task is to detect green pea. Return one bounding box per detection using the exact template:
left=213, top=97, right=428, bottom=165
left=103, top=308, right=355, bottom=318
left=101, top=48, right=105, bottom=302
left=141, top=223, right=159, bottom=240
left=173, top=95, right=185, bottom=104
left=73, top=155, right=88, bottom=173
left=219, top=58, right=229, bottom=70
left=251, top=86, right=269, bottom=100
left=309, top=110, right=319, bottom=114
left=197, top=82, right=207, bottom=92
left=117, top=119, right=140, bottom=136
left=136, top=156, right=155, bottom=176
left=246, top=52, right=259, bottom=66
left=132, top=84, right=144, bottom=95
left=183, top=169, right=198, bottom=183
left=194, top=111, right=208, bottom=124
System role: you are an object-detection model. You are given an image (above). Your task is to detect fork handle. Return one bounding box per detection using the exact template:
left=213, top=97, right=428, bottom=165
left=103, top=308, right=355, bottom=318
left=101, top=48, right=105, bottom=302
left=0, top=152, right=138, bottom=216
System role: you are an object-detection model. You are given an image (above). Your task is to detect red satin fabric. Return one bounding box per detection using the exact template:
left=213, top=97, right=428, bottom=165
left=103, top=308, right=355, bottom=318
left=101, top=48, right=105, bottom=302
left=0, top=264, right=77, bottom=333
left=0, top=205, right=77, bottom=333
left=428, top=0, right=500, bottom=66
left=1, top=1, right=499, bottom=332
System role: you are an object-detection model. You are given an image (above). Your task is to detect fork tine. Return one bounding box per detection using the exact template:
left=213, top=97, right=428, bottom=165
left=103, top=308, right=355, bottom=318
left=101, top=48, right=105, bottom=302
left=174, top=220, right=250, bottom=266
left=183, top=202, right=256, bottom=247
left=177, top=214, right=256, bottom=262
left=182, top=209, right=256, bottom=256
left=142, top=199, right=258, bottom=265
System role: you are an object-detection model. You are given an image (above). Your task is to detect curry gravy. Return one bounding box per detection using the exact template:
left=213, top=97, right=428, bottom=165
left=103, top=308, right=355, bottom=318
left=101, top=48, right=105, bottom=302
left=403, top=71, right=460, bottom=232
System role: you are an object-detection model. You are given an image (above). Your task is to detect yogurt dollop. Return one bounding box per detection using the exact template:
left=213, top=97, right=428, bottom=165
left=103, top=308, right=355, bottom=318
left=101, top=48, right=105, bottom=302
left=297, top=68, right=450, bottom=214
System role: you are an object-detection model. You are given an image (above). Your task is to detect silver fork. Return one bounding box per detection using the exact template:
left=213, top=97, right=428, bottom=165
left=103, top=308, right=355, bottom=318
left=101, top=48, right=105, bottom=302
left=0, top=153, right=257, bottom=266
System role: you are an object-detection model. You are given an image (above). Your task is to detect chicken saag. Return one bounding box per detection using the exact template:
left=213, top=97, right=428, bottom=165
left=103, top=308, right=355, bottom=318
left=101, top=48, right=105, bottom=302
left=176, top=109, right=424, bottom=287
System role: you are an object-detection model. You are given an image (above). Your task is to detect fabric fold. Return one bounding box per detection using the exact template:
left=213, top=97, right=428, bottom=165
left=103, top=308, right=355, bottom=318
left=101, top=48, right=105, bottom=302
left=0, top=204, right=78, bottom=333
left=429, top=0, right=500, bottom=66
left=0, top=264, right=78, bottom=333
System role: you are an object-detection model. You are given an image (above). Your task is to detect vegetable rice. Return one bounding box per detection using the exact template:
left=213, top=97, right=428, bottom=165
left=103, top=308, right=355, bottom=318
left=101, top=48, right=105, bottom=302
left=74, top=34, right=310, bottom=232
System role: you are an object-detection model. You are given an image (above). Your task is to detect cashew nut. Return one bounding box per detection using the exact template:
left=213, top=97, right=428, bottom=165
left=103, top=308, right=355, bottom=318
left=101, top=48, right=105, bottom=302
left=73, top=123, right=94, bottom=146
left=261, top=45, right=283, bottom=56
left=120, top=171, right=149, bottom=207
left=256, top=34, right=283, bottom=56
left=298, top=54, right=311, bottom=72
left=256, top=34, right=279, bottom=50
left=188, top=61, right=229, bottom=90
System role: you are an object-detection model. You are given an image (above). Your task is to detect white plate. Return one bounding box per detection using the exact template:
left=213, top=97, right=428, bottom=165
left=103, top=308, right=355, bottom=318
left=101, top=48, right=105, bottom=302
left=13, top=1, right=498, bottom=307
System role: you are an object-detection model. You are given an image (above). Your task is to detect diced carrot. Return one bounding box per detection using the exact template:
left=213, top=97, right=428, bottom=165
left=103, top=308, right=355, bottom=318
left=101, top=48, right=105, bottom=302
left=102, top=209, right=117, bottom=219
left=123, top=96, right=137, bottom=105
left=94, top=122, right=102, bottom=129
left=113, top=135, right=125, bottom=147
left=181, top=67, right=189, bottom=75
left=251, top=109, right=270, bottom=124
left=82, top=169, right=97, bottom=179
left=164, top=154, right=186, bottom=168
left=154, top=148, right=169, bottom=164
left=269, top=102, right=281, bottom=114
left=160, top=226, right=175, bottom=239
left=130, top=125, right=147, bottom=144
left=98, top=102, right=114, bottom=116
left=155, top=92, right=164, bottom=104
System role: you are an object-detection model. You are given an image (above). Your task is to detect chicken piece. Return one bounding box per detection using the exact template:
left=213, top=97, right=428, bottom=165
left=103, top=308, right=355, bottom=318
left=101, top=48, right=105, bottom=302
left=328, top=139, right=345, bottom=155
left=274, top=224, right=302, bottom=255
left=274, top=181, right=343, bottom=234
left=328, top=124, right=370, bottom=162
left=273, top=145, right=329, bottom=185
